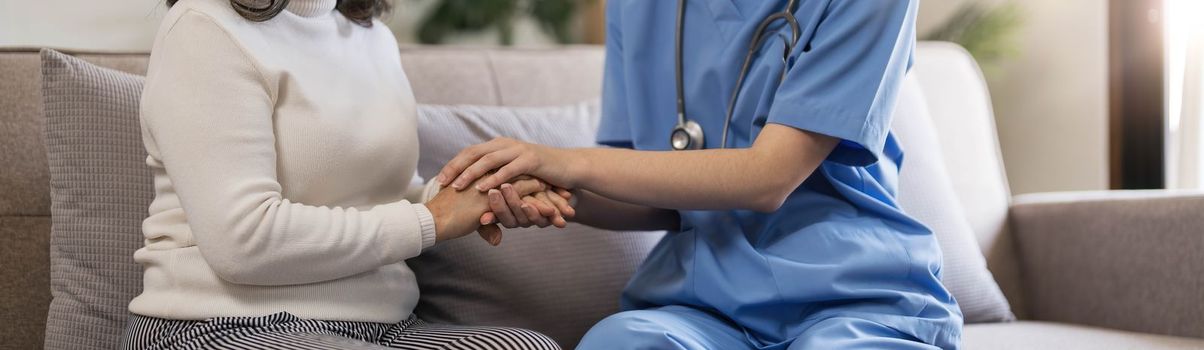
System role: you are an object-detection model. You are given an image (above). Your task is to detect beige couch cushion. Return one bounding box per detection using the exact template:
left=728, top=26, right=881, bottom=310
left=1010, top=191, right=1204, bottom=339
left=0, top=216, right=52, bottom=350
left=964, top=321, right=1204, bottom=350
left=0, top=52, right=50, bottom=216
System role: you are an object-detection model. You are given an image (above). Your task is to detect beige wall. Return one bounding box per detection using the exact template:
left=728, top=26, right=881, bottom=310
left=918, top=0, right=1110, bottom=194
left=0, top=0, right=165, bottom=51
left=0, top=0, right=553, bottom=50
left=2, top=0, right=1110, bottom=195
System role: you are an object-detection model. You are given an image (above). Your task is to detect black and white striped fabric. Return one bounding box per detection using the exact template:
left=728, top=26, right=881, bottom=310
left=121, top=313, right=560, bottom=350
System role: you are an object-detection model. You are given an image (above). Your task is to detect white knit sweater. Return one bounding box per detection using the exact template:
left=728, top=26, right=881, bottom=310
left=129, top=0, right=439, bottom=323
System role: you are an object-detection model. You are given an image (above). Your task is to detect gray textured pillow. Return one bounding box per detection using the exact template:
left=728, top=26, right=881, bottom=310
left=892, top=75, right=1015, bottom=322
left=40, top=49, right=151, bottom=350
left=411, top=102, right=665, bottom=349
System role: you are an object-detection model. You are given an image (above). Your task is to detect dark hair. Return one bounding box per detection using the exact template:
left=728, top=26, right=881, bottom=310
left=165, top=0, right=390, bottom=27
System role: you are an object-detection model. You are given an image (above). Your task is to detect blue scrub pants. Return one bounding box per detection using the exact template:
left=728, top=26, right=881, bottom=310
left=577, top=305, right=939, bottom=350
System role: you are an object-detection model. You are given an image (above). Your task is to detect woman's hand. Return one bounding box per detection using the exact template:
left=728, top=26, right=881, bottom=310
left=427, top=176, right=573, bottom=245
left=435, top=137, right=583, bottom=193
left=425, top=178, right=499, bottom=244
left=480, top=186, right=575, bottom=229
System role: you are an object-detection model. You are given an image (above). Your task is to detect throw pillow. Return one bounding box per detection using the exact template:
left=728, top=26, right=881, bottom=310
left=40, top=49, right=151, bottom=350
left=893, top=74, right=1016, bottom=322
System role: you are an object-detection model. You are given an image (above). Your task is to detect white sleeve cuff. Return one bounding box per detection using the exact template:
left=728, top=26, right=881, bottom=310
left=412, top=203, right=438, bottom=250
left=420, top=180, right=442, bottom=203
left=373, top=200, right=438, bottom=261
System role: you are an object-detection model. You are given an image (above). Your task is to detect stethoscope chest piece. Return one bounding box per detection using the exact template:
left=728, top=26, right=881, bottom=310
left=671, top=119, right=705, bottom=150
left=671, top=0, right=800, bottom=151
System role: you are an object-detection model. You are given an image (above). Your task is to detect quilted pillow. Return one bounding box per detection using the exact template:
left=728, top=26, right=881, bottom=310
left=411, top=102, right=665, bottom=349
left=40, top=49, right=151, bottom=350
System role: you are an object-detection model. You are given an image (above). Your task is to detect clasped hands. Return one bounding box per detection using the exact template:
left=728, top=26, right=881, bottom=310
left=425, top=138, right=578, bottom=246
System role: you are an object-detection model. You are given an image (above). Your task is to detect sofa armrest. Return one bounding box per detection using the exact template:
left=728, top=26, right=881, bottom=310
left=1009, top=190, right=1204, bottom=339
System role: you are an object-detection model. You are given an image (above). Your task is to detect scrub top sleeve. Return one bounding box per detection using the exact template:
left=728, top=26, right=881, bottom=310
left=767, top=0, right=917, bottom=166
left=596, top=0, right=635, bottom=149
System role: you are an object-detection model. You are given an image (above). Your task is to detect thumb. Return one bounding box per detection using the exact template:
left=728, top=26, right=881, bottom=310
left=478, top=224, right=503, bottom=246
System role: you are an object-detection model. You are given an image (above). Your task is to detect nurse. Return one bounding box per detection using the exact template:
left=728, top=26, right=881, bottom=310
left=437, top=0, right=962, bottom=349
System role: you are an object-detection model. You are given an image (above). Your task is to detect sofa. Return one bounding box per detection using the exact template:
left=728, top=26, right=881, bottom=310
left=2, top=43, right=1202, bottom=349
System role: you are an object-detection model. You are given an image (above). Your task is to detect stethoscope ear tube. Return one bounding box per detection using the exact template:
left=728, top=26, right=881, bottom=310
left=673, top=0, right=802, bottom=150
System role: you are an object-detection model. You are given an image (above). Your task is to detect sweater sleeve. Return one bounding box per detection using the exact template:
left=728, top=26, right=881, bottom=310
left=404, top=172, right=443, bottom=204
left=141, top=11, right=434, bottom=286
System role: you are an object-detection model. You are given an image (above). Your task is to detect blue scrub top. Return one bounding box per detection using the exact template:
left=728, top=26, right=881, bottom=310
left=599, top=0, right=962, bottom=348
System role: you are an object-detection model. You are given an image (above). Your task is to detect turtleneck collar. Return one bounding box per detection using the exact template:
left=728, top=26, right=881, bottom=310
left=285, top=0, right=337, bottom=17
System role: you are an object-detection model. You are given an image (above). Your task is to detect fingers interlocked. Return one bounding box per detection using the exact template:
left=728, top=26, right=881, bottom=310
left=482, top=178, right=573, bottom=229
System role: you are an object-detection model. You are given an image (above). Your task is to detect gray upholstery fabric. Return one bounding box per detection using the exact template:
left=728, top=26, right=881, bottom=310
left=410, top=102, right=664, bottom=349
left=0, top=216, right=52, bottom=350
left=40, top=49, right=151, bottom=350
left=964, top=321, right=1204, bottom=350
left=0, top=52, right=52, bottom=216
left=0, top=52, right=56, bottom=346
left=1010, top=191, right=1204, bottom=339
left=892, top=75, right=1014, bottom=322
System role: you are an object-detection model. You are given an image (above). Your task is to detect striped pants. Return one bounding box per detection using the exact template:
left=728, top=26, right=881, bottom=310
left=121, top=312, right=561, bottom=350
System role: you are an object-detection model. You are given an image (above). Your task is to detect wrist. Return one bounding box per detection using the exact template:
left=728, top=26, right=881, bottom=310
left=426, top=198, right=451, bottom=243
left=563, top=148, right=592, bottom=189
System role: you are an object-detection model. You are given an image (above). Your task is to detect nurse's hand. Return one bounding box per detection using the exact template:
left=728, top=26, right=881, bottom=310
left=436, top=137, right=582, bottom=193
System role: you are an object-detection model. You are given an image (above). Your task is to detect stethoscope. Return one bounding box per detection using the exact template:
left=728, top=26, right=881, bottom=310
left=670, top=0, right=802, bottom=150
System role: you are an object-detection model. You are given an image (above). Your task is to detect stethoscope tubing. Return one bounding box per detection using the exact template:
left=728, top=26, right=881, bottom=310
left=675, top=0, right=802, bottom=149
left=675, top=0, right=689, bottom=127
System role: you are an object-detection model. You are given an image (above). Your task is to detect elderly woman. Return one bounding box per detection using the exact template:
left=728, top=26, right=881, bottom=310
left=122, top=0, right=567, bottom=349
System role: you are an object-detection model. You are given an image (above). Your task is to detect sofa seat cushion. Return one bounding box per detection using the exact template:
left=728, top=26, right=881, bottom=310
left=964, top=321, right=1204, bottom=349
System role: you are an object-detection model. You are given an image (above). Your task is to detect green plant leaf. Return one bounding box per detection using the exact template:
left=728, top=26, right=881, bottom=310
left=416, top=0, right=593, bottom=45
left=923, top=1, right=1024, bottom=74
